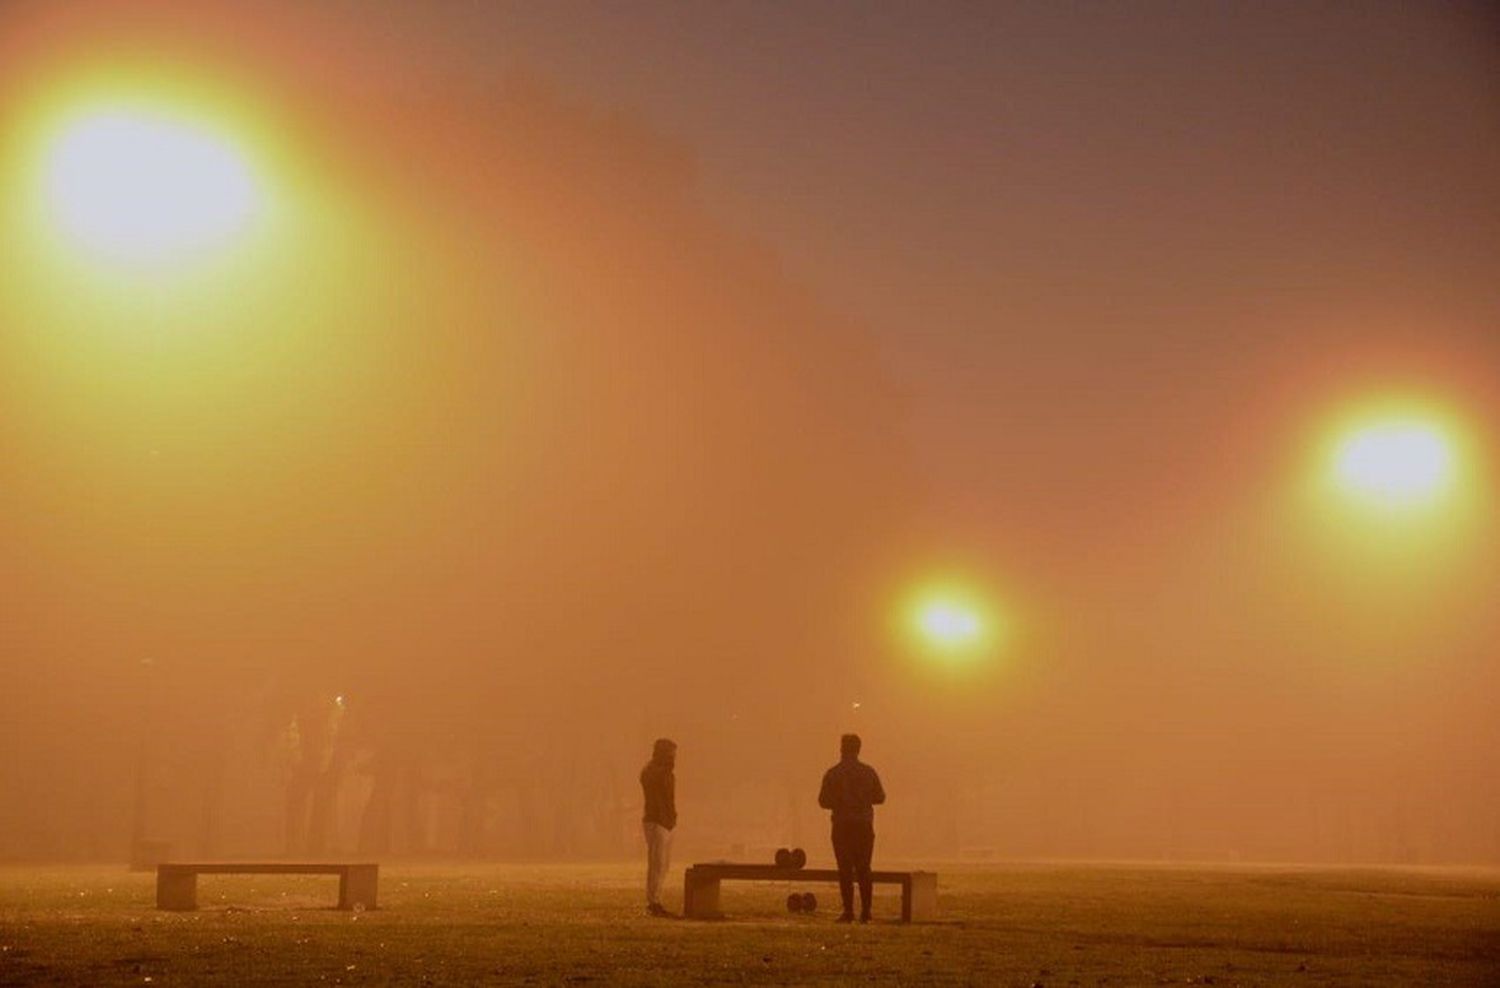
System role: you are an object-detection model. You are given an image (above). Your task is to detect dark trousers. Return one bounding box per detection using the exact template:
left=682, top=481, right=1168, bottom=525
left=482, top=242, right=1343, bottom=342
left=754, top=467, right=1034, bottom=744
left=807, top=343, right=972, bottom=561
left=831, top=819, right=875, bottom=915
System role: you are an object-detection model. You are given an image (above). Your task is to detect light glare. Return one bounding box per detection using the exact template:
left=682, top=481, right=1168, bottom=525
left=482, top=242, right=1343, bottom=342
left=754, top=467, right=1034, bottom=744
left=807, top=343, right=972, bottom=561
left=917, top=601, right=982, bottom=646
left=43, top=108, right=259, bottom=263
left=1333, top=418, right=1454, bottom=507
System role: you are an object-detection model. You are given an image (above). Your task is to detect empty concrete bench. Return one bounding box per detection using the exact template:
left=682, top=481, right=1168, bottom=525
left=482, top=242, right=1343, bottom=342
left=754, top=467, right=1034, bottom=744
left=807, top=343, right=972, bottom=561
left=155, top=862, right=379, bottom=911
left=683, top=863, right=936, bottom=922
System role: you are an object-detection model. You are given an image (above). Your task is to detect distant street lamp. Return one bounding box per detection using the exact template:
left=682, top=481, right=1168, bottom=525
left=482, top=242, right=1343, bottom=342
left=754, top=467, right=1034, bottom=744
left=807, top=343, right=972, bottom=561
left=903, top=583, right=999, bottom=665
left=916, top=599, right=984, bottom=648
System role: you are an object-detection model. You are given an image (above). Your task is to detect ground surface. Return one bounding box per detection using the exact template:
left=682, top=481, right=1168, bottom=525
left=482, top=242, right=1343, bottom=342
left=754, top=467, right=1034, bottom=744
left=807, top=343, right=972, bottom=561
left=1, top=861, right=1496, bottom=986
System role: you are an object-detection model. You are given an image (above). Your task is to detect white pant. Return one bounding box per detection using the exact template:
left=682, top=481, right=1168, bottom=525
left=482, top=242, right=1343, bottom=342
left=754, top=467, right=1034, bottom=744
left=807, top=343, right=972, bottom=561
left=643, top=821, right=674, bottom=906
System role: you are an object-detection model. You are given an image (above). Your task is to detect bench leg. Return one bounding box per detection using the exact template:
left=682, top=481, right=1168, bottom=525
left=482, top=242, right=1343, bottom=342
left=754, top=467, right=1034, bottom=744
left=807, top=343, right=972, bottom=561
left=902, top=872, right=937, bottom=923
left=683, top=870, right=721, bottom=919
left=339, top=865, right=379, bottom=910
left=156, top=870, right=198, bottom=911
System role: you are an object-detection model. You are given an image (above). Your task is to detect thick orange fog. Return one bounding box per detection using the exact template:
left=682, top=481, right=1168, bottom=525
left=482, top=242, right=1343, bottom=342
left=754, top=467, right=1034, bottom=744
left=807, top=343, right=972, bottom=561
left=0, top=1, right=1497, bottom=865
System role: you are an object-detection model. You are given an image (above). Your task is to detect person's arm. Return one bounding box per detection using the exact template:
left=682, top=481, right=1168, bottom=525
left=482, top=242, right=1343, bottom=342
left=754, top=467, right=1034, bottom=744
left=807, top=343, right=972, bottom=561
left=643, top=765, right=666, bottom=823
left=870, top=768, right=886, bottom=806
left=664, top=771, right=677, bottom=826
left=818, top=768, right=835, bottom=810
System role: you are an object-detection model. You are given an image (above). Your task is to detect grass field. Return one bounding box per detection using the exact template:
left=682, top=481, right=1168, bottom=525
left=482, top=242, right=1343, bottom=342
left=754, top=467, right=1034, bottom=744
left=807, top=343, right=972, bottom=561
left=1, top=861, right=1496, bottom=986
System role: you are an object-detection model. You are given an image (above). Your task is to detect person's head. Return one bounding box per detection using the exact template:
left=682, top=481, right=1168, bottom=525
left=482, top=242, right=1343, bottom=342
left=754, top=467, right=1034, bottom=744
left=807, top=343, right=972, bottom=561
left=840, top=733, right=861, bottom=760
left=652, top=738, right=677, bottom=767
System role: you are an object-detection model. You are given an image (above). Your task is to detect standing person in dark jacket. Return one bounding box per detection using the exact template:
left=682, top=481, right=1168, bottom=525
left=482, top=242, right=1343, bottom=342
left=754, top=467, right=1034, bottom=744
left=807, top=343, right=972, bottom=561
left=818, top=733, right=886, bottom=923
left=639, top=738, right=678, bottom=917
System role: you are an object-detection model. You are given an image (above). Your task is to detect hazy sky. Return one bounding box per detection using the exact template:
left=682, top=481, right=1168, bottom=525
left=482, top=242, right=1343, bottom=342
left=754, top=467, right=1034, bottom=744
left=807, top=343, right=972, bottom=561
left=338, top=0, right=1500, bottom=552
left=1, top=0, right=1497, bottom=862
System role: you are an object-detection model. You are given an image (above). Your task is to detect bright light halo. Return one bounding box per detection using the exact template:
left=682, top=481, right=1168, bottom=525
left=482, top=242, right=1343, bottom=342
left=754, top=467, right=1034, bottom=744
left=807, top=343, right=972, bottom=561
left=904, top=585, right=997, bottom=662
left=916, top=601, right=983, bottom=647
left=42, top=107, right=260, bottom=264
left=1332, top=417, right=1455, bottom=508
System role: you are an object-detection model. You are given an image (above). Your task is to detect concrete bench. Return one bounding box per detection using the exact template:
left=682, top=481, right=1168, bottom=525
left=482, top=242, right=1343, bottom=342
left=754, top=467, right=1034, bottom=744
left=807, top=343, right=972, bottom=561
left=155, top=862, right=379, bottom=911
left=683, top=863, right=936, bottom=922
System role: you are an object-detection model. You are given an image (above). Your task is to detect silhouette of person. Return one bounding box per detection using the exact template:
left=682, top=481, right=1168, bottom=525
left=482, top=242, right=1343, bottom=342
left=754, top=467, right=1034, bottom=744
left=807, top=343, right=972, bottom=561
left=640, top=738, right=678, bottom=917
left=818, top=733, right=886, bottom=922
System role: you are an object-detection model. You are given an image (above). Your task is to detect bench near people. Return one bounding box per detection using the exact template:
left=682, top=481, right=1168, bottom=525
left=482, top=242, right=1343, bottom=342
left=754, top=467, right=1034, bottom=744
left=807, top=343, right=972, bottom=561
left=682, top=862, right=937, bottom=922
left=680, top=733, right=936, bottom=922
left=151, top=733, right=914, bottom=921
left=156, top=862, right=379, bottom=911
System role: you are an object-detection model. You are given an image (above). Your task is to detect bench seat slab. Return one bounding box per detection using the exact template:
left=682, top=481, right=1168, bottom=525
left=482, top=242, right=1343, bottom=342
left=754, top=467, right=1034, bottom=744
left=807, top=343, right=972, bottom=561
left=155, top=863, right=379, bottom=911
left=682, top=865, right=936, bottom=923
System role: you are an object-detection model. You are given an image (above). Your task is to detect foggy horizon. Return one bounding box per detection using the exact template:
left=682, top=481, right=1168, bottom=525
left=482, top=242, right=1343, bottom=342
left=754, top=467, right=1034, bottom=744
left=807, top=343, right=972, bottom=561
left=1, top=0, right=1497, bottom=868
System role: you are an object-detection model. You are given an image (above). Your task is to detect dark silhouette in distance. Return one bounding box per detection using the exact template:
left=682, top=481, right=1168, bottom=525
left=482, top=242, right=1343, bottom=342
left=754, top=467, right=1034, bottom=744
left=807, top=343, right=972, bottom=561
left=640, top=738, right=678, bottom=917
left=817, top=733, right=886, bottom=922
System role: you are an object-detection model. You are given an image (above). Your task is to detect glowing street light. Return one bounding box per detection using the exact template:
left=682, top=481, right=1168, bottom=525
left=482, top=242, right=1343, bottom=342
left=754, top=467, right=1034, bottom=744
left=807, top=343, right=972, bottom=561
left=41, top=105, right=262, bottom=266
left=902, top=583, right=1000, bottom=664
left=1331, top=416, right=1455, bottom=509
left=33, top=92, right=268, bottom=866
left=916, top=600, right=984, bottom=648
left=1303, top=397, right=1485, bottom=575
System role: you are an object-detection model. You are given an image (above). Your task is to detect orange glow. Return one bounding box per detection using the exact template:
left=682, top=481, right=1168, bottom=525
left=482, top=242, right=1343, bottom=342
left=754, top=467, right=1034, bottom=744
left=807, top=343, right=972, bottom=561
left=0, top=0, right=1496, bottom=876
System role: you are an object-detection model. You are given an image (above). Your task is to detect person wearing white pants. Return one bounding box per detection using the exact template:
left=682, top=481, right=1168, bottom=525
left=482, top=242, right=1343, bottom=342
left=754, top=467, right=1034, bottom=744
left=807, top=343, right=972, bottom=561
left=639, top=738, right=678, bottom=916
